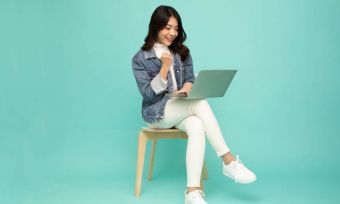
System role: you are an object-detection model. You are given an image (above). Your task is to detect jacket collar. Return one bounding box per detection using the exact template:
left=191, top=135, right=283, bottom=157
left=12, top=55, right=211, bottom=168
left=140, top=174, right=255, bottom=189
left=144, top=48, right=157, bottom=59
left=143, top=48, right=181, bottom=64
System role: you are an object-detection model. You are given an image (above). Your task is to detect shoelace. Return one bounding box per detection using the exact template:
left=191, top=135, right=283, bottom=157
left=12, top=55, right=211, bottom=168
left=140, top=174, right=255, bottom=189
left=190, top=190, right=206, bottom=202
left=236, top=155, right=242, bottom=164
left=233, top=155, right=245, bottom=183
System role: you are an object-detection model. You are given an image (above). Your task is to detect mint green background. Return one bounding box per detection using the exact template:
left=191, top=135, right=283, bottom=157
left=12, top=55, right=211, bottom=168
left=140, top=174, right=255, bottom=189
left=1, top=0, right=340, bottom=203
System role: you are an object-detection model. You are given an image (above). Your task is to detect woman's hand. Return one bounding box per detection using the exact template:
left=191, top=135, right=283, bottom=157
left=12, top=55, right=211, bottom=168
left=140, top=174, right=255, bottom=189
left=160, top=51, right=173, bottom=80
left=176, top=82, right=192, bottom=94
left=161, top=51, right=172, bottom=68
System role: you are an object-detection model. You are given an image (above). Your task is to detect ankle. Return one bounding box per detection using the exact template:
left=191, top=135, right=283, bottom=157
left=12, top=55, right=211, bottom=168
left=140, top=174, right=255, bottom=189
left=222, top=152, right=235, bottom=165
left=186, top=187, right=200, bottom=194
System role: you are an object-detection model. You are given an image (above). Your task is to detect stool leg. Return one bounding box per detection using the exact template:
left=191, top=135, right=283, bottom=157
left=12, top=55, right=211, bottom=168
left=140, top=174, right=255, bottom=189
left=200, top=160, right=208, bottom=191
left=202, top=160, right=208, bottom=180
left=147, top=139, right=157, bottom=180
left=135, top=132, right=148, bottom=197
left=200, top=169, right=204, bottom=191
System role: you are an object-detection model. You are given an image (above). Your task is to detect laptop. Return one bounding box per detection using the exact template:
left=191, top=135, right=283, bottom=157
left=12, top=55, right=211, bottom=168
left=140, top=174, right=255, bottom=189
left=168, top=70, right=237, bottom=100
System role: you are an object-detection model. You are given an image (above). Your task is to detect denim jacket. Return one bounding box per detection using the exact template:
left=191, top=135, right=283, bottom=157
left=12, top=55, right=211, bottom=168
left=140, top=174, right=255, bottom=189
left=132, top=48, right=195, bottom=123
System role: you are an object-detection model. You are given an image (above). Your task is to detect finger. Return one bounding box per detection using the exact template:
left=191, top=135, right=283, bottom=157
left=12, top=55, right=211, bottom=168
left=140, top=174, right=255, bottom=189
left=162, top=53, right=170, bottom=59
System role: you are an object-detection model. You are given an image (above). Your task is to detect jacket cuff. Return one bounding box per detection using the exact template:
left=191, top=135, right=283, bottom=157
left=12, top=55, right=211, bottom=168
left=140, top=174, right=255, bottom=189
left=150, top=73, right=168, bottom=94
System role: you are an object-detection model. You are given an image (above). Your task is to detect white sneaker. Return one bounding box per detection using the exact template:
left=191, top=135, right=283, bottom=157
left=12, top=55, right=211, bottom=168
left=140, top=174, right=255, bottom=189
left=223, top=155, right=257, bottom=184
left=185, top=190, right=208, bottom=204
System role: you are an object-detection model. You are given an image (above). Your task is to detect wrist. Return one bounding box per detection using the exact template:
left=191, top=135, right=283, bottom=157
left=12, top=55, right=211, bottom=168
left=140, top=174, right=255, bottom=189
left=160, top=67, right=168, bottom=80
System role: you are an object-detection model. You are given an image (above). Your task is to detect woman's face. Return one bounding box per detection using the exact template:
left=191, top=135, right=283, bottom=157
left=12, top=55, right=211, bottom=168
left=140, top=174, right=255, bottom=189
left=156, top=16, right=178, bottom=46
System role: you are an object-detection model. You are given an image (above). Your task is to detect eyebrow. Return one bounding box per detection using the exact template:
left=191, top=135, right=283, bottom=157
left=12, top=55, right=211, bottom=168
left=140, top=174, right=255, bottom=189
left=166, top=24, right=178, bottom=28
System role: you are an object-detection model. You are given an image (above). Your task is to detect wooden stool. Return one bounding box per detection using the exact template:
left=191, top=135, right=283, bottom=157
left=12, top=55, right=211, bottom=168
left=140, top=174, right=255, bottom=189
left=134, top=127, right=208, bottom=197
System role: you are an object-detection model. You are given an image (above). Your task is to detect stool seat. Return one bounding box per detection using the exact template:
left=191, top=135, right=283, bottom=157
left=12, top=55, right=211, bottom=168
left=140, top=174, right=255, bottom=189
left=141, top=127, right=183, bottom=132
left=134, top=127, right=208, bottom=197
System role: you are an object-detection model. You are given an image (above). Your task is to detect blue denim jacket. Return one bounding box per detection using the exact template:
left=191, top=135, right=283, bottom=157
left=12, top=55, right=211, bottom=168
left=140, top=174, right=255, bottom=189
left=132, top=48, right=195, bottom=123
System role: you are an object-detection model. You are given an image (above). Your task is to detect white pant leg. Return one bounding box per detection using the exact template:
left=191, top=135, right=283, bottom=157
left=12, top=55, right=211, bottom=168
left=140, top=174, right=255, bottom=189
left=190, top=99, right=230, bottom=156
left=149, top=98, right=192, bottom=128
left=175, top=115, right=205, bottom=187
left=150, top=99, right=205, bottom=187
left=149, top=98, right=230, bottom=187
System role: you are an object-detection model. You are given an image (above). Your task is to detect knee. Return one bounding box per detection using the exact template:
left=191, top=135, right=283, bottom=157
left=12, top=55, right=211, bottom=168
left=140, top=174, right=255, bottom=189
left=184, top=116, right=205, bottom=135
left=194, top=99, right=210, bottom=111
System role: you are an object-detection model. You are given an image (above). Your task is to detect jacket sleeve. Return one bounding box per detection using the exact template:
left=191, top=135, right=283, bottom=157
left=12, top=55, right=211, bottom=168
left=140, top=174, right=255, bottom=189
left=132, top=55, right=167, bottom=102
left=183, top=53, right=195, bottom=84
left=150, top=73, right=168, bottom=94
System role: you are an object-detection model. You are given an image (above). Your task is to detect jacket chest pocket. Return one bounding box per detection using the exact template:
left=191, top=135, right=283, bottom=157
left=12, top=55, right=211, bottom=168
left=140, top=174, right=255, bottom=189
left=147, top=66, right=161, bottom=78
left=148, top=71, right=158, bottom=78
left=146, top=60, right=161, bottom=78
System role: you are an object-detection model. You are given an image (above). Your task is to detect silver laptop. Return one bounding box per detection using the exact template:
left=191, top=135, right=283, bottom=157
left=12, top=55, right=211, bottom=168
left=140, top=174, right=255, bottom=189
left=168, top=70, right=237, bottom=100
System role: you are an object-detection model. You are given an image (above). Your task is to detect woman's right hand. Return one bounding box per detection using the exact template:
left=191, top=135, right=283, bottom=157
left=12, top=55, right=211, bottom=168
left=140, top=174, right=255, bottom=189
left=160, top=51, right=173, bottom=80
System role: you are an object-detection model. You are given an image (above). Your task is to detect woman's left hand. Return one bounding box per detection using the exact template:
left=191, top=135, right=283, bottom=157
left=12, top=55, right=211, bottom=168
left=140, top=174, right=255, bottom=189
left=176, top=82, right=192, bottom=94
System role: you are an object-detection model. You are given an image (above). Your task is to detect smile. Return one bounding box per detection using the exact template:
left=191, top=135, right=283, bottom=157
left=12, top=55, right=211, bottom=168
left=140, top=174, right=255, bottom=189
left=166, top=37, right=173, bottom=42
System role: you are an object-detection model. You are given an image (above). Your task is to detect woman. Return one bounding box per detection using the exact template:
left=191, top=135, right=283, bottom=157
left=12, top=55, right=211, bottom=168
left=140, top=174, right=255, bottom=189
left=132, top=5, right=256, bottom=204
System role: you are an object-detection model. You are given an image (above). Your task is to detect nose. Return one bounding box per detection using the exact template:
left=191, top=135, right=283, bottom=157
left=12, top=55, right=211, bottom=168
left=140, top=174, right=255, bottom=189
left=170, top=28, right=176, bottom=36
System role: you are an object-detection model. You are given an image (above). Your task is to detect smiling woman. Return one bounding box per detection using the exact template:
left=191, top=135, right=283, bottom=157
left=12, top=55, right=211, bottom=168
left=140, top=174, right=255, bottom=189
left=141, top=5, right=188, bottom=61
left=131, top=5, right=256, bottom=204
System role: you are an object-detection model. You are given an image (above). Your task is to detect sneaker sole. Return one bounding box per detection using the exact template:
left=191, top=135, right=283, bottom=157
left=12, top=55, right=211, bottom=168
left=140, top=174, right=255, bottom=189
left=223, top=172, right=257, bottom=184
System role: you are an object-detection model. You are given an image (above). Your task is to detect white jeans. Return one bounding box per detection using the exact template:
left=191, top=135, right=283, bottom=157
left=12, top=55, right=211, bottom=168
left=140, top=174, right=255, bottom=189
left=149, top=98, right=230, bottom=187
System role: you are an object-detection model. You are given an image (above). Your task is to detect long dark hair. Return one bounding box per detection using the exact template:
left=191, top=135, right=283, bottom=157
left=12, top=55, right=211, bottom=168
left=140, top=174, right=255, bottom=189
left=141, top=5, right=189, bottom=62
